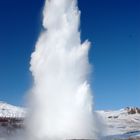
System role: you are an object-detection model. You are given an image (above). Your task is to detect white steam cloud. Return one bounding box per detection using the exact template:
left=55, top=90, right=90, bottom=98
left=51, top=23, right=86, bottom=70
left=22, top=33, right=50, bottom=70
left=28, top=0, right=101, bottom=139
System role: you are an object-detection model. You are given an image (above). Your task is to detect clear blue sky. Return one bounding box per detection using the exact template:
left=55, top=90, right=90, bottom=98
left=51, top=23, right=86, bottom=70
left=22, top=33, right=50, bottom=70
left=0, top=0, right=139, bottom=110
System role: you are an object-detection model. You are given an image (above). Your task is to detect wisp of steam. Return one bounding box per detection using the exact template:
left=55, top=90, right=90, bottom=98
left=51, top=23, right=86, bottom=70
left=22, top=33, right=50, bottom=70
left=28, top=0, right=100, bottom=139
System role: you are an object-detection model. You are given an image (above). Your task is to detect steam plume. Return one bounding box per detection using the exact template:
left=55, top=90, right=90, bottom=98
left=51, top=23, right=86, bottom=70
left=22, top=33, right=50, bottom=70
left=28, top=0, right=100, bottom=139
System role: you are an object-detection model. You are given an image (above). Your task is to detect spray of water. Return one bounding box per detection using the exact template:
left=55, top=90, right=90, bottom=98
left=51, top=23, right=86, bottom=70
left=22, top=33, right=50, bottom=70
left=28, top=0, right=100, bottom=139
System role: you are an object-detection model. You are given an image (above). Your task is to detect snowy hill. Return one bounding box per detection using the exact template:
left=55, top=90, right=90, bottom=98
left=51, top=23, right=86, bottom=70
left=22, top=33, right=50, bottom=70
left=0, top=102, right=26, bottom=138
left=0, top=101, right=26, bottom=118
left=98, top=107, right=140, bottom=139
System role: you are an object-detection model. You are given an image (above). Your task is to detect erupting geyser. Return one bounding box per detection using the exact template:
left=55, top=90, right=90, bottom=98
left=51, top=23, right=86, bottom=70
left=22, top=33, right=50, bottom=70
left=28, top=0, right=100, bottom=139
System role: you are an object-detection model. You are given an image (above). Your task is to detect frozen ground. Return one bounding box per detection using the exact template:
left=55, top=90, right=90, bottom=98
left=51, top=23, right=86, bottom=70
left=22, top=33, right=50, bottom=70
left=0, top=102, right=140, bottom=139
left=98, top=107, right=140, bottom=139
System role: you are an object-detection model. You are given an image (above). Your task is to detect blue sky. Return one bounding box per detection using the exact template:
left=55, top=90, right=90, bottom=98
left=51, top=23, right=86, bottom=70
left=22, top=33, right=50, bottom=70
left=0, top=0, right=139, bottom=110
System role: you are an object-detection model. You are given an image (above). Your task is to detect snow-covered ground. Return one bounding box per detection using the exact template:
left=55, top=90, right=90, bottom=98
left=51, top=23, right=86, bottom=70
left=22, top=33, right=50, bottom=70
left=98, top=107, right=140, bottom=139
left=0, top=102, right=26, bottom=118
left=0, top=102, right=140, bottom=139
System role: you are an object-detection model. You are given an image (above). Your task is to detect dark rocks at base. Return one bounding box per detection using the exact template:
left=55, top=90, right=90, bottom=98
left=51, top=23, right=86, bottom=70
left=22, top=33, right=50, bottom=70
left=0, top=117, right=24, bottom=137
left=126, top=107, right=140, bottom=115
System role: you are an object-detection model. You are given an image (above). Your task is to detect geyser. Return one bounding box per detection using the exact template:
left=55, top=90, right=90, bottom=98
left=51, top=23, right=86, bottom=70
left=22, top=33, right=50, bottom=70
left=28, top=0, right=100, bottom=139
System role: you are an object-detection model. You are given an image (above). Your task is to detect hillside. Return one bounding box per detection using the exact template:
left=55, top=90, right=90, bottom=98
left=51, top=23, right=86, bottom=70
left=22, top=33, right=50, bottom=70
left=98, top=107, right=140, bottom=139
